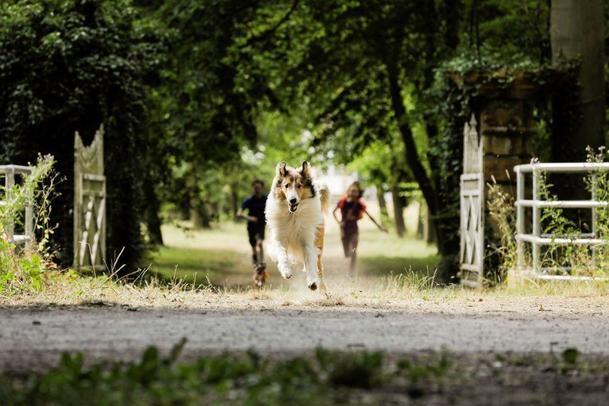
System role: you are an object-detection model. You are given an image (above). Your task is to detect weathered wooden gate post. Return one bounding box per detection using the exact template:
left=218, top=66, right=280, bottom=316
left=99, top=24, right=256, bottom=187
left=459, top=72, right=542, bottom=286
left=74, top=126, right=106, bottom=271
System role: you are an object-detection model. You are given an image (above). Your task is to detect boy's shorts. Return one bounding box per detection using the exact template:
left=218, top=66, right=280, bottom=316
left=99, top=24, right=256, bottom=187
left=247, top=224, right=266, bottom=247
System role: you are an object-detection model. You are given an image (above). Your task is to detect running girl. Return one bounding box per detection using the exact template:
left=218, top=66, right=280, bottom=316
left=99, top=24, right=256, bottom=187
left=333, top=182, right=387, bottom=276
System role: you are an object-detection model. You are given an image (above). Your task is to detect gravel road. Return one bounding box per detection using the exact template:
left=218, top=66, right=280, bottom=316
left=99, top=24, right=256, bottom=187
left=2, top=305, right=609, bottom=372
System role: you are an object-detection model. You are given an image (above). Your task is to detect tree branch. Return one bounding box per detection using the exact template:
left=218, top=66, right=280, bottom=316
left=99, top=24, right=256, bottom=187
left=240, top=0, right=300, bottom=49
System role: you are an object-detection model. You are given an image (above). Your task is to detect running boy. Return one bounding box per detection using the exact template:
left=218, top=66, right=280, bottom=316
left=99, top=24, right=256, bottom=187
left=333, top=181, right=387, bottom=276
left=237, top=180, right=268, bottom=287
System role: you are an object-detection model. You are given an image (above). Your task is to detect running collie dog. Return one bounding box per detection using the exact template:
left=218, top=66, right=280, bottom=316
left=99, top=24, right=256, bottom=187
left=266, top=161, right=329, bottom=291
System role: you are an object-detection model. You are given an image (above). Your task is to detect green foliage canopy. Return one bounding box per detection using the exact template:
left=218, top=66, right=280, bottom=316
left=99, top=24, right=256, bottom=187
left=0, top=0, right=167, bottom=269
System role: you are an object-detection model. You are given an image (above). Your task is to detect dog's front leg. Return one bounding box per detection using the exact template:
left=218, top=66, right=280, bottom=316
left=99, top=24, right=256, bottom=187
left=304, top=244, right=320, bottom=290
left=269, top=237, right=293, bottom=279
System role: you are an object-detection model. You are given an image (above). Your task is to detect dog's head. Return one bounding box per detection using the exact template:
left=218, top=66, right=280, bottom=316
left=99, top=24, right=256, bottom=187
left=273, top=161, right=316, bottom=214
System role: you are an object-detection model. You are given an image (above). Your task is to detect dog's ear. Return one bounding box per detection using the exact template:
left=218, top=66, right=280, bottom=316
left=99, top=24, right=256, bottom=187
left=300, top=161, right=310, bottom=177
left=276, top=162, right=287, bottom=178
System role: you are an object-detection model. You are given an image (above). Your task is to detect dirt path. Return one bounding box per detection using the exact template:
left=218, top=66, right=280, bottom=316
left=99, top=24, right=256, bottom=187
left=2, top=305, right=609, bottom=373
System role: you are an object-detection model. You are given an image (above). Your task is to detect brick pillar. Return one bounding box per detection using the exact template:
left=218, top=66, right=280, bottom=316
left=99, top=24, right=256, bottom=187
left=460, top=79, right=537, bottom=286
left=481, top=100, right=534, bottom=184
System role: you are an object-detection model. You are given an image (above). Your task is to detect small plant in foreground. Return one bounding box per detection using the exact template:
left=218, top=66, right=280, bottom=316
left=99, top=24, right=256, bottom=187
left=316, top=348, right=384, bottom=389
left=0, top=343, right=464, bottom=405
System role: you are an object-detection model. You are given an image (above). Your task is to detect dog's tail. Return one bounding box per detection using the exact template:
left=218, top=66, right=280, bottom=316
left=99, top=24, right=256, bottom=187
left=318, top=183, right=330, bottom=212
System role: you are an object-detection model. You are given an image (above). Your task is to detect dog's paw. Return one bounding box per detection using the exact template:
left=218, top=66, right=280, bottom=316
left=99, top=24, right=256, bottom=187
left=307, top=277, right=320, bottom=291
left=278, top=263, right=293, bottom=280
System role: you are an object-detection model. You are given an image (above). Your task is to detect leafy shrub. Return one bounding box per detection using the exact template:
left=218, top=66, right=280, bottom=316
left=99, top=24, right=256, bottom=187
left=315, top=348, right=384, bottom=389
left=0, top=155, right=55, bottom=295
left=0, top=343, right=462, bottom=405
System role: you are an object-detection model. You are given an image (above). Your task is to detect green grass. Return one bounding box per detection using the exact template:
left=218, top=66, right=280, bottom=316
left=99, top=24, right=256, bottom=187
left=360, top=255, right=439, bottom=277
left=149, top=246, right=242, bottom=285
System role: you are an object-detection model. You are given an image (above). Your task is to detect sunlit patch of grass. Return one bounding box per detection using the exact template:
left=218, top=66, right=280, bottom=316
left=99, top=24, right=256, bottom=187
left=360, top=255, right=440, bottom=277
left=149, top=246, right=241, bottom=286
left=497, top=272, right=609, bottom=297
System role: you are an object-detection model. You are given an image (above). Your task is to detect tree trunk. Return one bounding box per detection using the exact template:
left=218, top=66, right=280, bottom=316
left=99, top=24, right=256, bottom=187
left=422, top=202, right=437, bottom=244
left=230, top=182, right=239, bottom=219
left=442, top=0, right=461, bottom=50
left=385, top=59, right=444, bottom=243
left=179, top=193, right=190, bottom=221
left=391, top=184, right=406, bottom=238
left=143, top=179, right=164, bottom=246
left=376, top=183, right=388, bottom=225
left=191, top=195, right=211, bottom=229
left=381, top=0, right=463, bottom=282
left=385, top=62, right=438, bottom=218
left=551, top=0, right=605, bottom=160
left=415, top=201, right=423, bottom=239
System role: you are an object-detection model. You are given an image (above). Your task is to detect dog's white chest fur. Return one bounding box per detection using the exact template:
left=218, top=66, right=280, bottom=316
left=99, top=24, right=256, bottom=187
left=266, top=196, right=323, bottom=263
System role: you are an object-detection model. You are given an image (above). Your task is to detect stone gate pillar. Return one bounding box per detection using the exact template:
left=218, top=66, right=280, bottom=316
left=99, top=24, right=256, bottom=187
left=459, top=72, right=542, bottom=286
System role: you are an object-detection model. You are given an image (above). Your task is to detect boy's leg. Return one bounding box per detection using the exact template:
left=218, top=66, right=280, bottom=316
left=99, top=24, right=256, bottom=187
left=248, top=227, right=258, bottom=265
left=253, top=234, right=268, bottom=287
left=257, top=239, right=264, bottom=264
left=256, top=226, right=265, bottom=265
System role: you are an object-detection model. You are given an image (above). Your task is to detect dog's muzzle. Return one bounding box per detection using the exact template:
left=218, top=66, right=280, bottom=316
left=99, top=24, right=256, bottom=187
left=288, top=198, right=299, bottom=213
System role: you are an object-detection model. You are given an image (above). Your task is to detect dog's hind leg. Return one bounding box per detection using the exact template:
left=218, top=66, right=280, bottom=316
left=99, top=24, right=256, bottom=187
left=313, top=224, right=326, bottom=292
left=316, top=255, right=327, bottom=293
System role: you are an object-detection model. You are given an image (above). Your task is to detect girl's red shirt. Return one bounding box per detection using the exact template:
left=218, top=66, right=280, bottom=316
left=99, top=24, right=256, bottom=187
left=336, top=196, right=367, bottom=220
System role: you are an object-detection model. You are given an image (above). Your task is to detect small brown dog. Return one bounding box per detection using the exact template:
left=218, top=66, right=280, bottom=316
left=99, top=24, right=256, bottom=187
left=253, top=264, right=267, bottom=288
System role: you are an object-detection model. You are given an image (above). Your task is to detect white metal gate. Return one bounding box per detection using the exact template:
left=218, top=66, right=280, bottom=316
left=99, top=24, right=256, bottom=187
left=515, top=162, right=609, bottom=280
left=0, top=165, right=34, bottom=250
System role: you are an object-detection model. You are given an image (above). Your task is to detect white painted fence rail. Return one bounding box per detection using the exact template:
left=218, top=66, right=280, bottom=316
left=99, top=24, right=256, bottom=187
left=0, top=165, right=34, bottom=249
left=514, top=162, right=609, bottom=280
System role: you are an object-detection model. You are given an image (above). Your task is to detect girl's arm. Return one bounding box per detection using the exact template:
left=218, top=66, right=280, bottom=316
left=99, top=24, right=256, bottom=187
left=364, top=209, right=388, bottom=233
left=332, top=206, right=342, bottom=224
